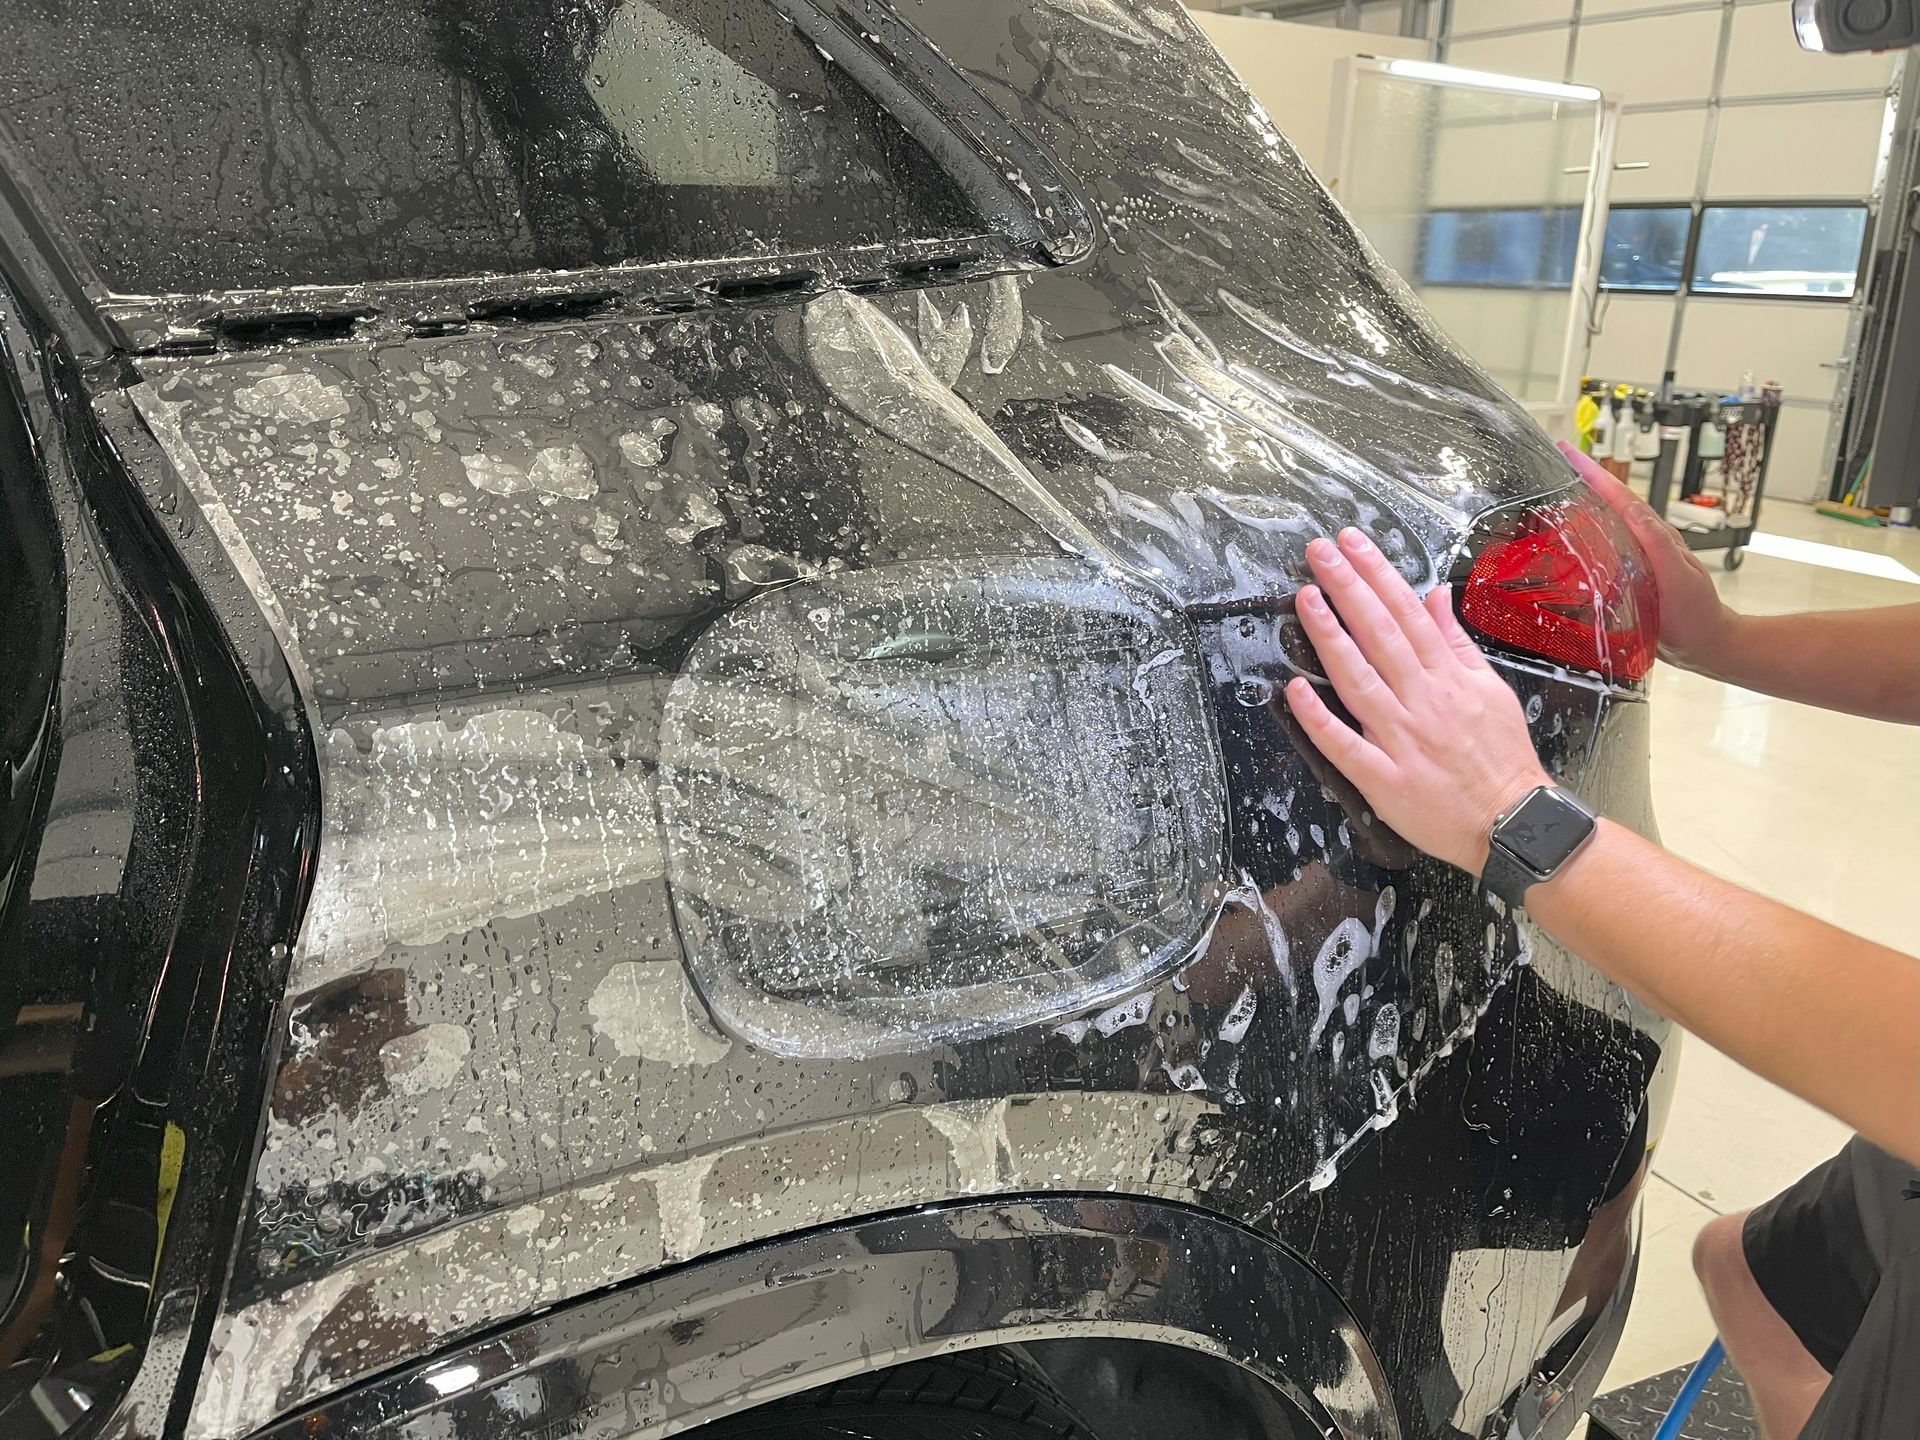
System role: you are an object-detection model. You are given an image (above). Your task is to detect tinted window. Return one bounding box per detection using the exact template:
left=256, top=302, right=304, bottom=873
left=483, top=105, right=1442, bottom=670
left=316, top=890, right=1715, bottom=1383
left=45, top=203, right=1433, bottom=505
left=0, top=0, right=986, bottom=295
left=1690, top=205, right=1868, bottom=297
left=1419, top=207, right=1582, bottom=288
left=1599, top=207, right=1691, bottom=292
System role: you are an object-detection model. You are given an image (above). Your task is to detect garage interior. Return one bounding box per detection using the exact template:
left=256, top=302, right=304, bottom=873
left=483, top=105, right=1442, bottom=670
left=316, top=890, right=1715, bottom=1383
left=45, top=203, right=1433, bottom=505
left=1193, top=1, right=1918, bottom=1431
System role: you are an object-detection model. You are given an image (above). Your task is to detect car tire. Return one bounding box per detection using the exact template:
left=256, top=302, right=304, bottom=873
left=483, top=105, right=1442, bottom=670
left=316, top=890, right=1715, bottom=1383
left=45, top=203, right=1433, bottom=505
left=688, top=1348, right=1096, bottom=1439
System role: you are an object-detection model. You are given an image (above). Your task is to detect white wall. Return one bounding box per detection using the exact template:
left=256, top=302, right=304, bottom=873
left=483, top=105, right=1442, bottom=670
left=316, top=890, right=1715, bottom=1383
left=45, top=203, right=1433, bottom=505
left=1441, top=0, right=1903, bottom=503
left=1191, top=11, right=1429, bottom=177
left=1196, top=12, right=1601, bottom=405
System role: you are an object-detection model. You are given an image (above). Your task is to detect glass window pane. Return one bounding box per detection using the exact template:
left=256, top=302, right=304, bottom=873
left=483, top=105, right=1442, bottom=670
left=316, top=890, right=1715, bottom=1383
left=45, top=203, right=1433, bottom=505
left=1690, top=205, right=1868, bottom=298
left=1599, top=207, right=1691, bottom=292
left=1419, top=207, right=1581, bottom=288
left=0, top=0, right=988, bottom=295
left=1337, top=68, right=1600, bottom=402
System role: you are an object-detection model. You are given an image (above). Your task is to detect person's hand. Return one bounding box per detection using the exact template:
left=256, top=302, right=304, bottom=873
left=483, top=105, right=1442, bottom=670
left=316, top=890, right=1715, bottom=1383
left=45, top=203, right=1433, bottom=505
left=1271, top=698, right=1417, bottom=871
left=1556, top=440, right=1740, bottom=672
left=1284, top=530, right=1550, bottom=877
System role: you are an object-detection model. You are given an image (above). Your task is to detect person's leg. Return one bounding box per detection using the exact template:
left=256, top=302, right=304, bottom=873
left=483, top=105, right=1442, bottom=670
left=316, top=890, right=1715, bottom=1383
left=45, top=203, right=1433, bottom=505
left=1692, top=1139, right=1906, bottom=1440
left=1693, top=1213, right=1830, bottom=1438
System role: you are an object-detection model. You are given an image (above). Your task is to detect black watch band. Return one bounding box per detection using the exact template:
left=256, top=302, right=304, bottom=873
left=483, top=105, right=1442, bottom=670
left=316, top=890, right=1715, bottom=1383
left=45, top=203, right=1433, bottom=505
left=1481, top=844, right=1543, bottom=908
left=1481, top=785, right=1599, bottom=908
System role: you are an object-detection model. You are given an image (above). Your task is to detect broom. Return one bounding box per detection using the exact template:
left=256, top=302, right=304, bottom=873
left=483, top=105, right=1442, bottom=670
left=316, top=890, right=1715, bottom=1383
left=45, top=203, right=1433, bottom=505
left=1815, top=450, right=1883, bottom=526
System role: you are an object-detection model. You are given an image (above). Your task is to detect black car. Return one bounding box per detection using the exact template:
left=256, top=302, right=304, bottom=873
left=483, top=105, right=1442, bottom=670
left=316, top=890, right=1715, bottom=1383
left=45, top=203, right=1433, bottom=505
left=0, top=3, right=1673, bottom=1437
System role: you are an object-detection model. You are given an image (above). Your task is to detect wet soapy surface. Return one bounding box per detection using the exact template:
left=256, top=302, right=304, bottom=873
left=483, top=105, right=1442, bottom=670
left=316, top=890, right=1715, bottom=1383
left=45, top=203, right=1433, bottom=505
left=657, top=556, right=1225, bottom=1058
left=0, top=0, right=989, bottom=294
left=50, top=0, right=1668, bottom=1433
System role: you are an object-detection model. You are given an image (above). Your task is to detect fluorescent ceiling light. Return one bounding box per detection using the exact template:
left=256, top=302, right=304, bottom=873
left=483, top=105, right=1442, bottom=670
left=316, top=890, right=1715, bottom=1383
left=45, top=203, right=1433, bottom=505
left=1381, top=58, right=1601, bottom=104
left=1743, top=530, right=1920, bottom=585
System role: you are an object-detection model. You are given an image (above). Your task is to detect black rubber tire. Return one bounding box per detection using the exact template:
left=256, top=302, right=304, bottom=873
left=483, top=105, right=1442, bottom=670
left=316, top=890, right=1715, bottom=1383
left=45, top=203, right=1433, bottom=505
left=687, top=1348, right=1096, bottom=1439
left=1723, top=545, right=1746, bottom=571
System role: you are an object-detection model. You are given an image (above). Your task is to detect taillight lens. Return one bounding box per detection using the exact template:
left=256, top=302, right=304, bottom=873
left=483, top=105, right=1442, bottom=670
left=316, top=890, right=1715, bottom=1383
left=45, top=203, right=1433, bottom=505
left=1460, top=491, right=1660, bottom=682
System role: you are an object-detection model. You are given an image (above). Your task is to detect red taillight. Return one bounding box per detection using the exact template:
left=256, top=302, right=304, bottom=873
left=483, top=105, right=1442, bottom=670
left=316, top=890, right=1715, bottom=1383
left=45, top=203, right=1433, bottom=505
left=1459, top=492, right=1660, bottom=682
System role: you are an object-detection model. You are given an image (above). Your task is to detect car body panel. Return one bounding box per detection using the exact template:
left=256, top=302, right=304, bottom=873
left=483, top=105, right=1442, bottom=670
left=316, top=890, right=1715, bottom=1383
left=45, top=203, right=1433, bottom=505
left=0, top=309, right=320, bottom=1440
left=244, top=1197, right=1398, bottom=1440
left=133, top=265, right=1635, bottom=1440
left=0, top=2, right=1671, bottom=1437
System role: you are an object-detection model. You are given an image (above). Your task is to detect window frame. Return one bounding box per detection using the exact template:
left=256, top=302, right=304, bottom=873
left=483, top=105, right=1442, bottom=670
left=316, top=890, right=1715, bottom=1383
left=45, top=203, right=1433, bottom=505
left=1413, top=197, right=1872, bottom=305
left=1595, top=201, right=1695, bottom=296
left=1683, top=198, right=1873, bottom=305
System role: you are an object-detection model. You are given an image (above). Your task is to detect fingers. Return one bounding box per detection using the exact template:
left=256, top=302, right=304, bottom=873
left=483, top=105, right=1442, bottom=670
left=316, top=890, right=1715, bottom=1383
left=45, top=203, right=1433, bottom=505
left=1295, top=583, right=1405, bottom=730
left=1284, top=677, right=1393, bottom=792
left=1557, top=440, right=1671, bottom=542
left=1558, top=439, right=1640, bottom=517
left=1611, top=487, right=1704, bottom=576
left=1337, top=527, right=1454, bottom=669
left=1424, top=584, right=1488, bottom=668
left=1557, top=439, right=1619, bottom=492
left=1306, top=534, right=1426, bottom=689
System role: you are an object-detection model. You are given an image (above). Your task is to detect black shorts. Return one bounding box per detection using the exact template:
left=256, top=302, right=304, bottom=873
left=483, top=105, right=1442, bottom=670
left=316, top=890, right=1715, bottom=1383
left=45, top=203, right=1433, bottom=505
left=1742, top=1138, right=1920, bottom=1439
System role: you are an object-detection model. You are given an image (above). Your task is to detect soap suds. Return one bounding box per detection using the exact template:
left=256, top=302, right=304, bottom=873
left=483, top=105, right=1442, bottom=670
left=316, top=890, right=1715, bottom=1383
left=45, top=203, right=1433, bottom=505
left=378, top=1024, right=472, bottom=1096
left=588, top=962, right=732, bottom=1067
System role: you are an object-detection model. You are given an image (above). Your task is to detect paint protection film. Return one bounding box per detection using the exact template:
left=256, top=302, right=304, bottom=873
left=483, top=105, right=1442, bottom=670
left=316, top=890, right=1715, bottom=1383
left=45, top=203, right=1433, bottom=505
left=659, top=558, right=1224, bottom=1058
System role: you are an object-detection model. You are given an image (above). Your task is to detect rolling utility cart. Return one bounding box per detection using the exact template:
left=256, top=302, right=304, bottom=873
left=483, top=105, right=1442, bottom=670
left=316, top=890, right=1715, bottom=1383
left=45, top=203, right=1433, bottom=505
left=1644, top=383, right=1783, bottom=571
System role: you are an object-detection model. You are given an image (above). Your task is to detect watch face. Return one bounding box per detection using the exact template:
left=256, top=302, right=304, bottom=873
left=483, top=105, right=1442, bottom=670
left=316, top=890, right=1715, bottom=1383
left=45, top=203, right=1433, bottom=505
left=1498, top=789, right=1595, bottom=874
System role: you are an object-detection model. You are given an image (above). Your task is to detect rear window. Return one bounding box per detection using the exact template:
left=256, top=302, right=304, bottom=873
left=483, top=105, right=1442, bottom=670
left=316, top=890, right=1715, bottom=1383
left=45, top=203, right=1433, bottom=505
left=0, top=0, right=986, bottom=296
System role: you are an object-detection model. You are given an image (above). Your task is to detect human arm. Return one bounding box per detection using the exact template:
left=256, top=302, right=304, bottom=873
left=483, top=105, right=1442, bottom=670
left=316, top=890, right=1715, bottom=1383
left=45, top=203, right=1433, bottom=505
left=1559, top=441, right=1920, bottom=723
left=1682, top=605, right=1919, bottom=722
left=1282, top=526, right=1920, bottom=1166
left=1522, top=822, right=1919, bottom=1168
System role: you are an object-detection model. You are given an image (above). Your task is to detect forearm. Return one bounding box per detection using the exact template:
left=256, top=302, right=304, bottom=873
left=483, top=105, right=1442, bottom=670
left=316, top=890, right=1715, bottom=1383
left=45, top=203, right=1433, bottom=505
left=1694, top=604, right=1920, bottom=722
left=1524, top=821, right=1920, bottom=1166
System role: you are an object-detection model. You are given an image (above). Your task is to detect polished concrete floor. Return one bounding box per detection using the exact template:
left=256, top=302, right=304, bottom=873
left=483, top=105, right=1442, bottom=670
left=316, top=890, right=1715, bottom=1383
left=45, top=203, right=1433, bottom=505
left=1595, top=500, right=1920, bottom=1400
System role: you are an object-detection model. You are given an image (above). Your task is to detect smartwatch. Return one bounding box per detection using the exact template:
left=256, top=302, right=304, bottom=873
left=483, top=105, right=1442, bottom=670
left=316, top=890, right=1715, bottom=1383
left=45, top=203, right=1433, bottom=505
left=1482, top=785, right=1599, bottom=907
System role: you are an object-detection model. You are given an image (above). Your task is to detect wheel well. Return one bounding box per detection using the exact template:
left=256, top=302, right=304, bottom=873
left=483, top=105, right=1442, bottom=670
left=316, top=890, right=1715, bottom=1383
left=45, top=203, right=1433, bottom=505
left=1018, top=1339, right=1322, bottom=1440
left=248, top=1197, right=1395, bottom=1440
left=679, top=1340, right=1321, bottom=1440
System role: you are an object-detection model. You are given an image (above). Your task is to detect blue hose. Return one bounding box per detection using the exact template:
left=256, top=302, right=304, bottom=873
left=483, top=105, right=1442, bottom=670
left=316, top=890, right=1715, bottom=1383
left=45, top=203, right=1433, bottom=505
left=1651, top=1338, right=1726, bottom=1440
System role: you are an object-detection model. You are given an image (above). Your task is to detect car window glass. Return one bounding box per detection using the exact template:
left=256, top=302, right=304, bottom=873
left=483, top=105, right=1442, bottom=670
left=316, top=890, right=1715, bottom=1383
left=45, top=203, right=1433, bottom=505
left=1598, top=207, right=1690, bottom=293
left=0, top=0, right=988, bottom=295
left=1690, top=205, right=1868, bottom=298
left=1418, top=207, right=1582, bottom=288
left=593, top=2, right=782, bottom=187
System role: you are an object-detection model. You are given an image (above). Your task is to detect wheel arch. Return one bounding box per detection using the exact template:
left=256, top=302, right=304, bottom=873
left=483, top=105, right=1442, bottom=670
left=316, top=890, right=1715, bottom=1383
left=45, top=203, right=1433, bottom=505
left=246, top=1195, right=1401, bottom=1440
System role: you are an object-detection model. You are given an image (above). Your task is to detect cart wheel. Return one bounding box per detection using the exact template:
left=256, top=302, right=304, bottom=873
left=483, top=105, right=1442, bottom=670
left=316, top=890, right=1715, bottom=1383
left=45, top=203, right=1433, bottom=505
left=1723, top=546, right=1745, bottom=572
